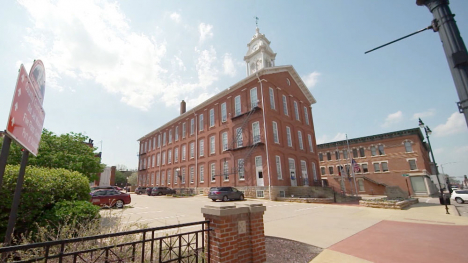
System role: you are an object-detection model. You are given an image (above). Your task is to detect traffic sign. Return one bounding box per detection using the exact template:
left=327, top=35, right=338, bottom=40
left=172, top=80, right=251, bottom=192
left=5, top=64, right=46, bottom=156
left=402, top=174, right=410, bottom=177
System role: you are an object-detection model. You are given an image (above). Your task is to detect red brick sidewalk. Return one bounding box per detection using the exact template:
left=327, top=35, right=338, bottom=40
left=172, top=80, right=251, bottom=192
left=328, top=220, right=468, bottom=263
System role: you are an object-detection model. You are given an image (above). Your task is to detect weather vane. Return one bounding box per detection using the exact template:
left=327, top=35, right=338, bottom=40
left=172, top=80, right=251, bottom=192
left=255, top=16, right=259, bottom=27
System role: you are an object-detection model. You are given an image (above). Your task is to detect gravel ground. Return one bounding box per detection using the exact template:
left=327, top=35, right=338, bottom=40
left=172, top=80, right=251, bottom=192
left=265, top=236, right=323, bottom=263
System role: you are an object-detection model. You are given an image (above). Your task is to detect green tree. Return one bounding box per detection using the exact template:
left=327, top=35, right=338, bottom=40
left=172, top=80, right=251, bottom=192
left=115, top=170, right=127, bottom=186
left=0, top=129, right=104, bottom=181
left=128, top=172, right=138, bottom=186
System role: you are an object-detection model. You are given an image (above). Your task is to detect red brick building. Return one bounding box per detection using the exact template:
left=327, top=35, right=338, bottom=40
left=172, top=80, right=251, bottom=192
left=137, top=28, right=320, bottom=199
left=317, top=128, right=439, bottom=197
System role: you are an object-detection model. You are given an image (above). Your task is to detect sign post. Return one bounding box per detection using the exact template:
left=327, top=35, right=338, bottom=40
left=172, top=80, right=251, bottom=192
left=402, top=174, right=411, bottom=198
left=1, top=60, right=46, bottom=245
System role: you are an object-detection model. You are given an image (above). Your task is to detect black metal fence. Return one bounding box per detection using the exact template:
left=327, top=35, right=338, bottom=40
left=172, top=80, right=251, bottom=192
left=0, top=221, right=211, bottom=263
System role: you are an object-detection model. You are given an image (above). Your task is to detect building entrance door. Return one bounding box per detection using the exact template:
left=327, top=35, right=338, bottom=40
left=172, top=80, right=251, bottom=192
left=255, top=156, right=264, bottom=186
left=289, top=158, right=297, bottom=187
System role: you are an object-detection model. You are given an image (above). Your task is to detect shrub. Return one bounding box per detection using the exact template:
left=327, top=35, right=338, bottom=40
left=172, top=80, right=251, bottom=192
left=0, top=165, right=91, bottom=240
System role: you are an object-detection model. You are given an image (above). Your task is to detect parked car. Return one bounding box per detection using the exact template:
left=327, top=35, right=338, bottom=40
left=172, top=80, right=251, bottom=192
left=149, top=187, right=176, bottom=196
left=208, top=187, right=244, bottom=202
left=451, top=189, right=468, bottom=204
left=135, top=186, right=146, bottom=195
left=90, top=189, right=131, bottom=208
left=146, top=187, right=153, bottom=196
left=90, top=186, right=119, bottom=191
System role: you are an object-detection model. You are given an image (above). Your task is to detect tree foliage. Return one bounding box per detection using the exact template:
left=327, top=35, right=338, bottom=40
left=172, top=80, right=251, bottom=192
left=1, top=129, right=104, bottom=181
left=128, top=172, right=138, bottom=186
left=0, top=165, right=96, bottom=240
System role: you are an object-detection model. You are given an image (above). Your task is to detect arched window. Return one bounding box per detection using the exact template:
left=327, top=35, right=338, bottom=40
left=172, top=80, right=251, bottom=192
left=404, top=141, right=413, bottom=153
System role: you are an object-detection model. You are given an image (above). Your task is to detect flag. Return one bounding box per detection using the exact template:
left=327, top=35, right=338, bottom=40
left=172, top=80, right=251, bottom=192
left=339, top=166, right=347, bottom=176
left=352, top=159, right=361, bottom=173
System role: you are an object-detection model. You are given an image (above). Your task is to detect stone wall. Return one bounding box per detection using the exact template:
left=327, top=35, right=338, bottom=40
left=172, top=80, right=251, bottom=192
left=359, top=198, right=419, bottom=209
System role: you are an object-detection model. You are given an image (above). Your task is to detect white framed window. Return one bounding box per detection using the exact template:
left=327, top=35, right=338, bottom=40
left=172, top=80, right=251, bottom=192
left=167, top=170, right=171, bottom=185
left=371, top=146, right=377, bottom=156
left=169, top=129, right=172, bottom=143
left=199, top=139, right=204, bottom=156
left=320, top=167, right=326, bottom=175
left=158, top=134, right=161, bottom=148
left=269, top=87, right=275, bottom=110
left=252, top=121, right=260, bottom=144
left=256, top=190, right=264, bottom=198
left=238, top=159, right=245, bottom=180
left=190, top=142, right=194, bottom=159
left=182, top=123, right=186, bottom=138
left=343, top=150, right=348, bottom=159
left=162, top=151, right=166, bottom=165
left=161, top=171, right=165, bottom=185
left=276, top=155, right=283, bottom=179
left=157, top=153, right=161, bottom=166
left=221, top=102, right=227, bottom=122
left=190, top=118, right=194, bottom=135
left=150, top=172, right=154, bottom=186
left=168, top=149, right=172, bottom=164
left=250, top=87, right=258, bottom=109
left=144, top=141, right=147, bottom=152
left=312, top=162, right=317, bottom=181
left=378, top=145, right=385, bottom=155
left=294, top=101, right=300, bottom=121
left=358, top=179, right=365, bottom=192
left=143, top=158, right=146, bottom=169
left=199, top=114, right=204, bottom=131
left=210, top=136, right=215, bottom=154
left=181, top=168, right=186, bottom=184
left=286, top=126, right=292, bottom=147
left=200, top=165, right=205, bottom=182
left=359, top=147, right=365, bottom=157
left=152, top=155, right=155, bottom=168
left=163, top=132, right=167, bottom=146
left=182, top=145, right=186, bottom=160
left=156, top=171, right=160, bottom=185
left=235, top=95, right=241, bottom=116
left=373, top=163, right=380, bottom=172
left=272, top=121, right=279, bottom=143
left=174, top=147, right=179, bottom=162
left=148, top=140, right=151, bottom=152
left=175, top=126, right=179, bottom=141
left=298, top=131, right=304, bottom=150
left=236, top=127, right=243, bottom=148
left=210, top=108, right=215, bottom=127
left=405, top=141, right=413, bottom=152
left=222, top=132, right=228, bottom=151
left=153, top=137, right=156, bottom=149
left=190, top=166, right=194, bottom=183
left=301, top=160, right=308, bottom=182
left=223, top=161, right=229, bottom=181
left=174, top=169, right=178, bottom=184
left=304, top=107, right=309, bottom=125
left=308, top=134, right=313, bottom=152
left=282, top=95, right=288, bottom=116
left=210, top=163, right=216, bottom=181
left=382, top=162, right=389, bottom=172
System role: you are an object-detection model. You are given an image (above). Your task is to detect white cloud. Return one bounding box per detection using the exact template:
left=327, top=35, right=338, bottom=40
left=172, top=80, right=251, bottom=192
left=381, top=111, right=403, bottom=128
left=433, top=148, right=444, bottom=155
left=222, top=53, right=236, bottom=77
left=412, top=109, right=435, bottom=120
left=18, top=0, right=224, bottom=111
left=302, top=71, right=320, bottom=89
left=199, top=23, right=213, bottom=43
left=433, top=112, right=466, bottom=137
left=170, top=12, right=181, bottom=23
left=316, top=132, right=346, bottom=144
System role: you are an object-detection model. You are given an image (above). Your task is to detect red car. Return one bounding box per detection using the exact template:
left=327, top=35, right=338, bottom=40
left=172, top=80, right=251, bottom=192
left=90, top=189, right=131, bottom=208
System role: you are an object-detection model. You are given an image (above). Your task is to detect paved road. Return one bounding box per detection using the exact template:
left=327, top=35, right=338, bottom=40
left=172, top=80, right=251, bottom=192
left=108, top=194, right=468, bottom=263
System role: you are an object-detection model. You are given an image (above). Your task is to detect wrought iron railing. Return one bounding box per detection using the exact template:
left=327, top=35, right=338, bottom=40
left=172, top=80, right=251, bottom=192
left=0, top=221, right=211, bottom=263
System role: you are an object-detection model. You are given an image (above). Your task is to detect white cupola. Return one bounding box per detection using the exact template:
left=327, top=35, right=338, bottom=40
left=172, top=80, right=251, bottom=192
left=244, top=27, right=277, bottom=76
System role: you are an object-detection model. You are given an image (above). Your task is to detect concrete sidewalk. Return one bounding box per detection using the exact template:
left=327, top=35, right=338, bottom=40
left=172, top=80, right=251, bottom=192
left=309, top=199, right=468, bottom=263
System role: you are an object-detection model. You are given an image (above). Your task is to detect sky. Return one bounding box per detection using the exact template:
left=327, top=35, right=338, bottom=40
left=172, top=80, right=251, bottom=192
left=1, top=0, right=467, bottom=180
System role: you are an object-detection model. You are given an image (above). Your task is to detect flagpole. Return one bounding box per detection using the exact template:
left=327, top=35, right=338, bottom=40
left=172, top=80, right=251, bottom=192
left=335, top=143, right=346, bottom=194
left=346, top=134, right=359, bottom=196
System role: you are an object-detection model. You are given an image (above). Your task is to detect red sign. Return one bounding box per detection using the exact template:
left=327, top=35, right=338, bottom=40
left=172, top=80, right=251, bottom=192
left=5, top=64, right=46, bottom=156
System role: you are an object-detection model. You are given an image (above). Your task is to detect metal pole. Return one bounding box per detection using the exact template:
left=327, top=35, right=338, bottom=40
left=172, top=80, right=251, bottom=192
left=417, top=0, right=468, bottom=128
left=0, top=135, right=12, bottom=187
left=424, top=127, right=449, bottom=214
left=4, top=150, right=29, bottom=245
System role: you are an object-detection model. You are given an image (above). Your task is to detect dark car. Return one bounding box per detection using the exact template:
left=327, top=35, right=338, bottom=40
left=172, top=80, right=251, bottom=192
left=90, top=189, right=131, bottom=208
left=150, top=187, right=176, bottom=196
left=208, top=187, right=244, bottom=202
left=135, top=186, right=146, bottom=195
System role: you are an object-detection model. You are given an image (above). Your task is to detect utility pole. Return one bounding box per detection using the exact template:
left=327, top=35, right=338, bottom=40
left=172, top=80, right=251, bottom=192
left=417, top=0, right=468, bottom=128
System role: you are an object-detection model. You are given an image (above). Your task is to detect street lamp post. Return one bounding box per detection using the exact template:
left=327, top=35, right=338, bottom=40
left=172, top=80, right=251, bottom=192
left=419, top=118, right=449, bottom=214
left=440, top=162, right=457, bottom=193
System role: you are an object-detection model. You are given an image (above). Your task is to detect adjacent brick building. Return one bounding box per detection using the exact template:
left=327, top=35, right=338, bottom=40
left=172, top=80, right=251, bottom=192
left=317, top=128, right=439, bottom=197
left=137, top=27, right=320, bottom=199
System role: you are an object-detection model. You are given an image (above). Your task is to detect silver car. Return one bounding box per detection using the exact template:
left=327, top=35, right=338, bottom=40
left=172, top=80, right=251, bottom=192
left=208, top=187, right=244, bottom=202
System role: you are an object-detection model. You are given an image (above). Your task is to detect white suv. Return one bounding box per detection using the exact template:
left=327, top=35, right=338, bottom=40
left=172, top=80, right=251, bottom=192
left=451, top=190, right=468, bottom=204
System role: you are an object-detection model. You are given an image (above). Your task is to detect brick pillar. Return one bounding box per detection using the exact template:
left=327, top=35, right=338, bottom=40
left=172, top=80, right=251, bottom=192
left=202, top=203, right=266, bottom=263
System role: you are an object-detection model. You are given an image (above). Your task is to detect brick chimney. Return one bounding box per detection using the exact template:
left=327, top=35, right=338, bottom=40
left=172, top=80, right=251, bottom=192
left=180, top=100, right=186, bottom=115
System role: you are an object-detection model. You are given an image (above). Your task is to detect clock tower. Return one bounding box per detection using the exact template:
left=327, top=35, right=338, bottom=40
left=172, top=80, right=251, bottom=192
left=244, top=27, right=277, bottom=76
